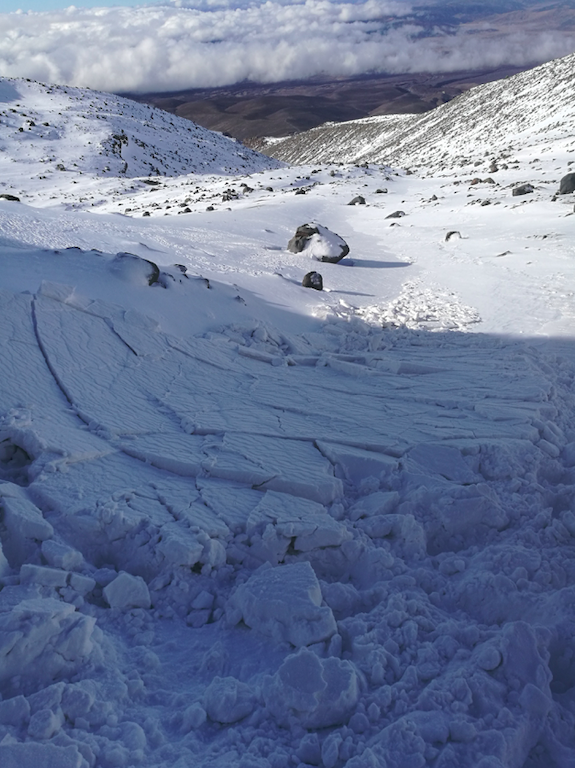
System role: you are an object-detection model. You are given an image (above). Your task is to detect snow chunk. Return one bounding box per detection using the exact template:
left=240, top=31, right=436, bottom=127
left=408, top=443, right=477, bottom=483
left=316, top=441, right=398, bottom=484
left=0, top=596, right=97, bottom=693
left=0, top=743, right=87, bottom=768
left=204, top=676, right=256, bottom=724
left=263, top=648, right=359, bottom=728
left=246, top=490, right=350, bottom=564
left=227, top=561, right=336, bottom=647
left=1, top=494, right=53, bottom=567
left=103, top=571, right=151, bottom=610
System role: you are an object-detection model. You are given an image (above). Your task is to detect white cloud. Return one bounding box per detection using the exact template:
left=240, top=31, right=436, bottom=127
left=0, top=1, right=574, bottom=93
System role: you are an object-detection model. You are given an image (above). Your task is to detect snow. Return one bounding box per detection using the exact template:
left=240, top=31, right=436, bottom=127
left=0, top=64, right=574, bottom=768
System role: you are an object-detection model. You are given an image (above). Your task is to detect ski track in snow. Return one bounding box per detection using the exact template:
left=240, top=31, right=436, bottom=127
left=0, top=71, right=575, bottom=768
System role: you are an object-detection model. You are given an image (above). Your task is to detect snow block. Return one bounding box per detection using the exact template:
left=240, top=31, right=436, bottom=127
left=264, top=648, right=359, bottom=728
left=156, top=523, right=204, bottom=568
left=20, top=563, right=69, bottom=587
left=0, top=694, right=30, bottom=726
left=103, top=571, right=151, bottom=610
left=227, top=561, right=336, bottom=647
left=316, top=441, right=398, bottom=484
left=0, top=743, right=87, bottom=768
left=204, top=676, right=256, bottom=723
left=210, top=433, right=342, bottom=505
left=1, top=495, right=54, bottom=567
left=0, top=597, right=97, bottom=693
left=350, top=491, right=399, bottom=521
left=246, top=490, right=350, bottom=564
left=408, top=443, right=476, bottom=483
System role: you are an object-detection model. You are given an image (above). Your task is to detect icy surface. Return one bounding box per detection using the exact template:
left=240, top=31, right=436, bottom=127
left=0, top=69, right=574, bottom=768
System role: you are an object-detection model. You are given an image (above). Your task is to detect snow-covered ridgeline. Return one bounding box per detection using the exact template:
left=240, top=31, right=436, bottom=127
left=259, top=51, right=575, bottom=171
left=0, top=77, right=280, bottom=193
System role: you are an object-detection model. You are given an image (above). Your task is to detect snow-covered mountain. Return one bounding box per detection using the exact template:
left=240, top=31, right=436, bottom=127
left=259, top=51, right=575, bottom=172
left=1, top=63, right=575, bottom=768
left=0, top=77, right=280, bottom=200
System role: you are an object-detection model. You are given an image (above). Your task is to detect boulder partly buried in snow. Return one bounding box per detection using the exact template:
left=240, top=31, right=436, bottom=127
left=558, top=172, right=575, bottom=194
left=287, top=223, right=349, bottom=263
left=512, top=184, right=534, bottom=197
left=226, top=561, right=336, bottom=647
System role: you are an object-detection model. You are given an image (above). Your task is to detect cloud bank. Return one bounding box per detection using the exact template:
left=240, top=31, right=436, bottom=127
left=0, top=0, right=574, bottom=93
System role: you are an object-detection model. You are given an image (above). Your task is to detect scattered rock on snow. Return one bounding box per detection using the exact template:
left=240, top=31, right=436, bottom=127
left=348, top=196, right=366, bottom=205
left=512, top=184, right=534, bottom=196
left=385, top=210, right=406, bottom=219
left=302, top=271, right=323, bottom=290
left=287, top=223, right=349, bottom=263
left=558, top=172, right=575, bottom=194
left=445, top=230, right=461, bottom=242
left=0, top=193, right=20, bottom=202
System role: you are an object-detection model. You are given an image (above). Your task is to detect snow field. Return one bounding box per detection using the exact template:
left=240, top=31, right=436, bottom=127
left=0, top=70, right=575, bottom=767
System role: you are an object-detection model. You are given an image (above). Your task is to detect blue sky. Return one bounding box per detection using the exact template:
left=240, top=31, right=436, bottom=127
left=3, top=0, right=147, bottom=10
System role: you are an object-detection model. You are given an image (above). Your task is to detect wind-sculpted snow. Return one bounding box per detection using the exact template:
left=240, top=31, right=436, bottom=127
left=261, top=50, right=575, bottom=171
left=1, top=256, right=575, bottom=766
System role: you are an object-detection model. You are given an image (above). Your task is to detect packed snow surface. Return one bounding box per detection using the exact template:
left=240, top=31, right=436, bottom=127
left=1, top=70, right=575, bottom=768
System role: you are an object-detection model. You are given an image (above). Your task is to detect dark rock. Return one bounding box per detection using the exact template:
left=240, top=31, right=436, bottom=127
left=295, top=188, right=307, bottom=195
left=142, top=211, right=150, bottom=217
left=375, top=188, right=388, bottom=194
left=111, top=252, right=160, bottom=286
left=302, top=272, right=323, bottom=291
left=222, top=190, right=239, bottom=202
left=559, top=172, right=575, bottom=195
left=445, top=231, right=461, bottom=242
left=489, top=164, right=499, bottom=173
left=483, top=178, right=495, bottom=184
left=481, top=200, right=491, bottom=206
left=206, top=206, right=214, bottom=211
left=470, top=178, right=481, bottom=186
left=266, top=187, right=273, bottom=192
left=348, top=196, right=366, bottom=206
left=0, top=194, right=20, bottom=202
left=385, top=211, right=406, bottom=219
left=512, top=184, right=534, bottom=197
left=287, top=223, right=349, bottom=263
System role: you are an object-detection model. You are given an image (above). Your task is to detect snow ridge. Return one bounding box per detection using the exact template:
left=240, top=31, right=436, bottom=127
left=260, top=51, right=575, bottom=171
left=0, top=77, right=280, bottom=186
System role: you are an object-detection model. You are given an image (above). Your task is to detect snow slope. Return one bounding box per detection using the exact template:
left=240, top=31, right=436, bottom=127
left=1, top=71, right=575, bottom=768
left=259, top=51, right=575, bottom=172
left=0, top=77, right=280, bottom=194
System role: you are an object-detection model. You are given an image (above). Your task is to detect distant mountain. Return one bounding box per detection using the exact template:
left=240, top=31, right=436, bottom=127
left=256, top=51, right=575, bottom=172
left=0, top=78, right=279, bottom=184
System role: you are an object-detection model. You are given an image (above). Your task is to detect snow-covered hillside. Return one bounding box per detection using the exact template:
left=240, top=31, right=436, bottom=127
left=259, top=51, right=575, bottom=172
left=0, top=77, right=279, bottom=201
left=1, top=67, right=575, bottom=768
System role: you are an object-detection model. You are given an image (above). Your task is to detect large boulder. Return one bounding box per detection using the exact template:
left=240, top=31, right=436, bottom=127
left=287, top=223, right=349, bottom=263
left=512, top=184, right=534, bottom=197
left=559, top=172, right=575, bottom=195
